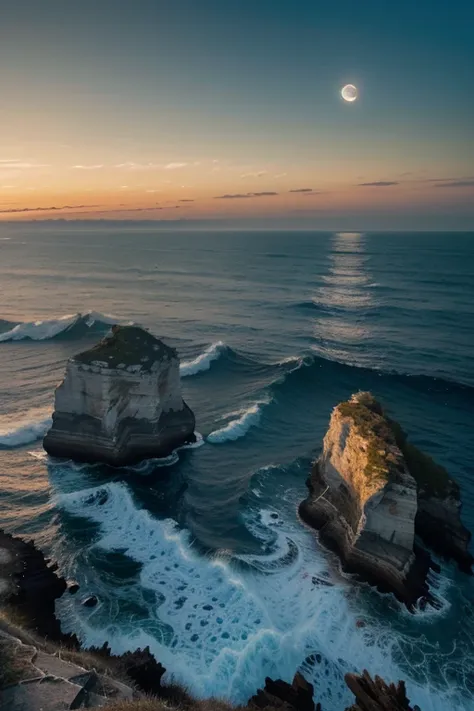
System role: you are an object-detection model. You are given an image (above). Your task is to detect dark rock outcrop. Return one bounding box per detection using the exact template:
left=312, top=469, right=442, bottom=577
left=249, top=672, right=321, bottom=711
left=345, top=670, right=419, bottom=710
left=0, top=529, right=73, bottom=642
left=300, top=392, right=472, bottom=609
left=389, top=422, right=473, bottom=574
left=43, top=325, right=196, bottom=466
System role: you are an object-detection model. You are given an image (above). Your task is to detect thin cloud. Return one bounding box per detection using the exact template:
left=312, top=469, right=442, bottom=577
left=165, top=162, right=187, bottom=170
left=240, top=171, right=267, bottom=178
left=358, top=181, right=399, bottom=187
left=214, top=192, right=278, bottom=199
left=422, top=175, right=474, bottom=183
left=88, top=206, right=165, bottom=215
left=72, top=164, right=104, bottom=170
left=0, top=204, right=100, bottom=214
left=0, top=160, right=50, bottom=169
left=289, top=188, right=313, bottom=193
left=115, top=162, right=162, bottom=170
left=434, top=179, right=474, bottom=188
left=179, top=199, right=194, bottom=202
left=274, top=173, right=287, bottom=178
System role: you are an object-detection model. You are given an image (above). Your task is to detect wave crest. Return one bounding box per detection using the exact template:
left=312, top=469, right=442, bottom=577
left=0, top=311, right=131, bottom=342
left=207, top=401, right=268, bottom=443
left=0, top=408, right=52, bottom=447
left=180, top=341, right=226, bottom=377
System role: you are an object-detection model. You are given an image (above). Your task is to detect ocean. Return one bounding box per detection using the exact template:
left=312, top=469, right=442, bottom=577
left=1, top=225, right=473, bottom=710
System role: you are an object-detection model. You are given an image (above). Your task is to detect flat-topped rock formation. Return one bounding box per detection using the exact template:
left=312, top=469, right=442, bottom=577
left=299, top=392, right=472, bottom=608
left=43, top=325, right=196, bottom=466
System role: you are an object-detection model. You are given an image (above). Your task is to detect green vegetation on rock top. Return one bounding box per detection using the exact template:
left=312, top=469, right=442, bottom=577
left=74, top=325, right=176, bottom=371
left=337, top=393, right=452, bottom=498
left=337, top=399, right=397, bottom=485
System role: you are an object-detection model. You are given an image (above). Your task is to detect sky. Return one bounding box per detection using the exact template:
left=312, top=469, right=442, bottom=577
left=0, top=0, right=473, bottom=229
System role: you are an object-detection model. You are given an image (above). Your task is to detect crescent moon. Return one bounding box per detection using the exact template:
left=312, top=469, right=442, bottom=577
left=341, top=84, right=358, bottom=102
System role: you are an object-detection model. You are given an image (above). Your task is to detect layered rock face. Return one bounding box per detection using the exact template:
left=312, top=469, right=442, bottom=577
left=300, top=391, right=472, bottom=607
left=43, top=325, right=195, bottom=466
left=299, top=393, right=431, bottom=606
left=390, top=424, right=473, bottom=574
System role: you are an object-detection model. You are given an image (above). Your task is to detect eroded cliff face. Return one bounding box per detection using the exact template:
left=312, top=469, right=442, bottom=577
left=299, top=393, right=431, bottom=607
left=43, top=325, right=195, bottom=466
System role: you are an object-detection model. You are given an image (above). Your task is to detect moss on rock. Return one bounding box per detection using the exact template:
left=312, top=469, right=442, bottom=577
left=338, top=392, right=452, bottom=499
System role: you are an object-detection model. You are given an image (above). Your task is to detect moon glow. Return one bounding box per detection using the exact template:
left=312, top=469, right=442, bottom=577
left=341, top=84, right=358, bottom=102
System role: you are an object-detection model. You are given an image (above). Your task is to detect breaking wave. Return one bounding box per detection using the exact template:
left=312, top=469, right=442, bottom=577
left=207, top=401, right=269, bottom=443
left=180, top=341, right=226, bottom=376
left=0, top=408, right=52, bottom=448
left=53, top=480, right=474, bottom=710
left=0, top=311, right=131, bottom=342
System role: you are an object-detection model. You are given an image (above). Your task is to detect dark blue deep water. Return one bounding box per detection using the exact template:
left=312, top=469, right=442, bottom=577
left=1, top=226, right=473, bottom=710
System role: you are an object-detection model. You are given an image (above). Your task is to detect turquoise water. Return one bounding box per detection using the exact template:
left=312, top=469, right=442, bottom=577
left=0, top=226, right=473, bottom=709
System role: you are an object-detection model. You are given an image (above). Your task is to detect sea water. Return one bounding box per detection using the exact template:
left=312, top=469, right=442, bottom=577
left=1, top=225, right=473, bottom=710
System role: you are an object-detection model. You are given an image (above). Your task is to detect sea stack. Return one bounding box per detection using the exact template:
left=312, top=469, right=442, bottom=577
left=300, top=392, right=473, bottom=607
left=299, top=392, right=431, bottom=607
left=43, top=325, right=196, bottom=466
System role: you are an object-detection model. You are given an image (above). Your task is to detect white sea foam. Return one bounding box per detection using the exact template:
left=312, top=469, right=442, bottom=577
left=0, top=311, right=131, bottom=342
left=0, top=314, right=80, bottom=341
left=180, top=341, right=226, bottom=376
left=0, top=408, right=52, bottom=447
left=207, top=401, right=268, bottom=443
left=53, top=482, right=473, bottom=710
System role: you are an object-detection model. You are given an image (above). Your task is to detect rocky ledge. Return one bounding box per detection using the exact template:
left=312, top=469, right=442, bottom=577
left=0, top=530, right=423, bottom=710
left=43, top=325, right=196, bottom=466
left=299, top=392, right=472, bottom=608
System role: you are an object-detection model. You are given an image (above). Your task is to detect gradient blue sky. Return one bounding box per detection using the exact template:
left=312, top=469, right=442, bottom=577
left=0, top=0, right=473, bottom=228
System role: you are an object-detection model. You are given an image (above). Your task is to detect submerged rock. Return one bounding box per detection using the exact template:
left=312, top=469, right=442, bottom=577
left=43, top=325, right=196, bottom=466
left=82, top=595, right=98, bottom=608
left=299, top=392, right=472, bottom=608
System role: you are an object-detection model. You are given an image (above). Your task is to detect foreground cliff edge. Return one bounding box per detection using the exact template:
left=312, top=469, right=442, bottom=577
left=43, top=325, right=196, bottom=466
left=299, top=392, right=473, bottom=609
left=0, top=530, right=419, bottom=710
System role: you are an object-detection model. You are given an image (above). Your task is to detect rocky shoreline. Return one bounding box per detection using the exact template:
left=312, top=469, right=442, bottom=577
left=0, top=530, right=420, bottom=710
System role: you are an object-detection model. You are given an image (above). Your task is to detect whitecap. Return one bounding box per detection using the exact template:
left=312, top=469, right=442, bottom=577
left=0, top=408, right=52, bottom=447
left=53, top=484, right=473, bottom=710
left=180, top=341, right=225, bottom=376
left=0, top=311, right=131, bottom=342
left=0, top=314, right=80, bottom=342
left=207, top=401, right=268, bottom=443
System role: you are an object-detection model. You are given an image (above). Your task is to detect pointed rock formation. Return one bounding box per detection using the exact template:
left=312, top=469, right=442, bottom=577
left=43, top=325, right=196, bottom=466
left=249, top=672, right=321, bottom=711
left=345, top=670, right=419, bottom=711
